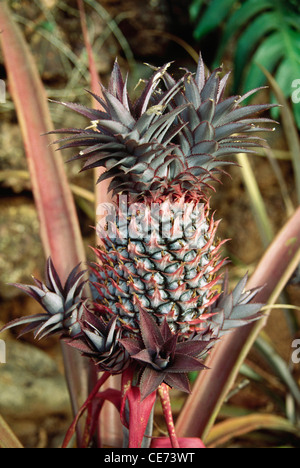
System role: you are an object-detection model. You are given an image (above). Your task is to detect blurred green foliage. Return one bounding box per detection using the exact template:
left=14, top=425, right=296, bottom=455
left=190, top=0, right=300, bottom=127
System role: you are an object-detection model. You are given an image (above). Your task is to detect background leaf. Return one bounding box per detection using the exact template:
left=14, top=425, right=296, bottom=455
left=0, top=414, right=23, bottom=449
left=192, top=0, right=237, bottom=40
left=214, top=0, right=273, bottom=65
left=191, top=0, right=300, bottom=128
left=0, top=2, right=91, bottom=444
left=232, top=12, right=279, bottom=92
left=205, top=413, right=298, bottom=448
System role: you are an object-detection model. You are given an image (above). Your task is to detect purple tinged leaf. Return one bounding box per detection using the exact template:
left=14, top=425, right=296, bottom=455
left=195, top=52, right=206, bottom=92
left=46, top=258, right=64, bottom=295
left=213, top=96, right=239, bottom=126
left=95, top=119, right=131, bottom=135
left=84, top=329, right=106, bottom=350
left=164, top=373, right=191, bottom=395
left=168, top=353, right=207, bottom=373
left=64, top=264, right=86, bottom=295
left=187, top=154, right=213, bottom=168
left=217, top=71, right=231, bottom=102
left=159, top=74, right=185, bottom=108
left=102, top=89, right=135, bottom=127
left=236, top=86, right=268, bottom=105
left=200, top=69, right=221, bottom=102
left=119, top=338, right=142, bottom=356
left=135, top=63, right=173, bottom=116
left=41, top=291, right=64, bottom=314
left=122, top=73, right=131, bottom=112
left=160, top=122, right=187, bottom=145
left=230, top=304, right=264, bottom=320
left=143, top=105, right=189, bottom=142
left=160, top=319, right=174, bottom=342
left=18, top=321, right=46, bottom=338
left=198, top=99, right=216, bottom=124
left=0, top=314, right=47, bottom=334
left=65, top=274, right=86, bottom=309
left=8, top=283, right=42, bottom=302
left=222, top=297, right=235, bottom=322
left=231, top=274, right=248, bottom=306
left=132, top=349, right=159, bottom=368
left=85, top=90, right=110, bottom=113
left=240, top=286, right=264, bottom=304
left=47, top=128, right=92, bottom=135
left=161, top=334, right=178, bottom=357
left=221, top=319, right=253, bottom=330
left=108, top=59, right=125, bottom=101
left=66, top=338, right=94, bottom=355
left=49, top=99, right=107, bottom=122
left=175, top=339, right=214, bottom=357
left=140, top=367, right=165, bottom=400
left=214, top=147, right=259, bottom=157
left=214, top=122, right=250, bottom=139
left=190, top=140, right=218, bottom=155
left=184, top=74, right=201, bottom=108
left=35, top=313, right=64, bottom=339
left=55, top=137, right=105, bottom=152
left=193, top=120, right=215, bottom=142
left=139, top=308, right=164, bottom=349
left=220, top=104, right=278, bottom=126
left=162, top=71, right=177, bottom=90
left=106, top=317, right=118, bottom=347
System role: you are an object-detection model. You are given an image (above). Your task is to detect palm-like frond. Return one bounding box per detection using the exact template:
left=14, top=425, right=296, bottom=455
left=190, top=0, right=300, bottom=127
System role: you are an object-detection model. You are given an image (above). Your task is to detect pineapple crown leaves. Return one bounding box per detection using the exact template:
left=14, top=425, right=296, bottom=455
left=206, top=272, right=265, bottom=337
left=49, top=54, right=277, bottom=200
left=162, top=53, right=278, bottom=187
left=119, top=308, right=213, bottom=400
left=49, top=59, right=189, bottom=199
left=66, top=308, right=130, bottom=374
left=0, top=258, right=87, bottom=340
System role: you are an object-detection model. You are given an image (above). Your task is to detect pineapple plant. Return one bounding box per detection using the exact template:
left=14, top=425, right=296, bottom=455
left=1, top=54, right=275, bottom=444
left=50, top=55, right=271, bottom=344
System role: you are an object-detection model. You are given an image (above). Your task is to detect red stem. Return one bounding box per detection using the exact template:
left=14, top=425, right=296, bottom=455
left=62, top=371, right=111, bottom=448
left=158, top=384, right=180, bottom=449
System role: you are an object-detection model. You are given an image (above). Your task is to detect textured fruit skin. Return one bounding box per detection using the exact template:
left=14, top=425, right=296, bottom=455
left=92, top=195, right=226, bottom=338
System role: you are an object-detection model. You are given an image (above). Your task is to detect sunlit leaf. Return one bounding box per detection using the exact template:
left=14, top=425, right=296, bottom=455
left=0, top=415, right=23, bottom=449
left=205, top=413, right=298, bottom=448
